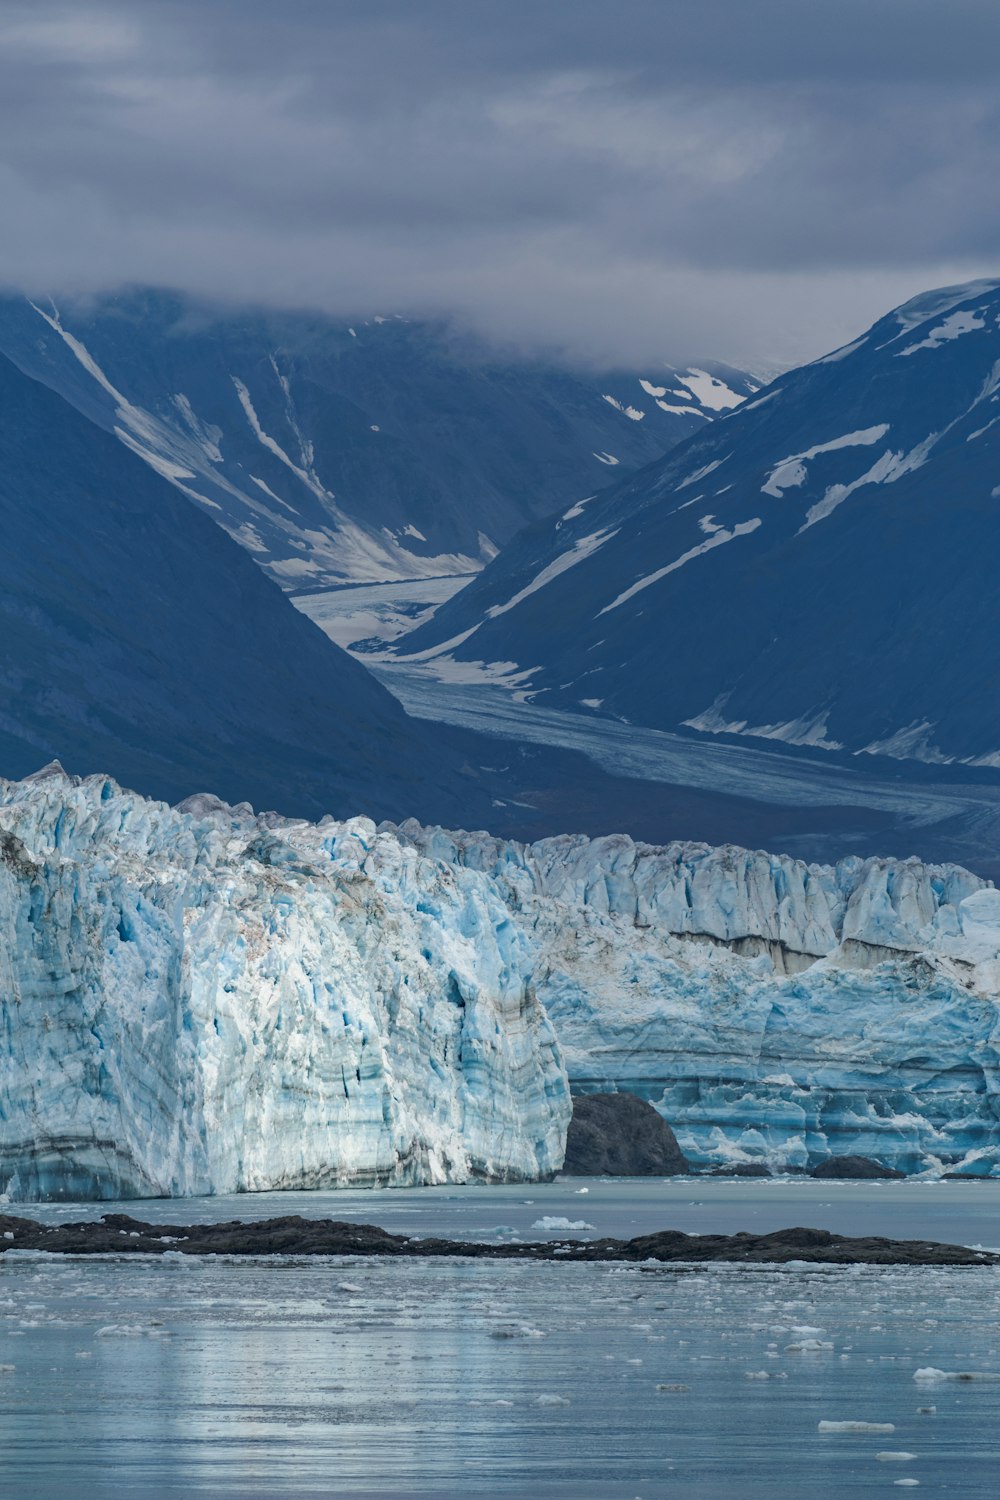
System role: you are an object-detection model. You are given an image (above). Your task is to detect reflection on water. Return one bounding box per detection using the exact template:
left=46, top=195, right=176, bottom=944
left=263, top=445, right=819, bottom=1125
left=1, top=1245, right=999, bottom=1497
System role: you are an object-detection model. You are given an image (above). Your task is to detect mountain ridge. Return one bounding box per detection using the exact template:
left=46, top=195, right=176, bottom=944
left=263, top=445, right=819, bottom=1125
left=392, top=278, right=1000, bottom=770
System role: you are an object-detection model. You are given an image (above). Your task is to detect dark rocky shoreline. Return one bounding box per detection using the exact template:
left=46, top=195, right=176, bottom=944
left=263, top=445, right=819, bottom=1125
left=1, top=1213, right=995, bottom=1266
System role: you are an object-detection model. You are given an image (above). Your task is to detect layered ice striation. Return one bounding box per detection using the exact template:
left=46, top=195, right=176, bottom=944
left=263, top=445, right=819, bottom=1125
left=4, top=765, right=1000, bottom=1198
left=395, top=826, right=1000, bottom=1176
left=0, top=770, right=568, bottom=1200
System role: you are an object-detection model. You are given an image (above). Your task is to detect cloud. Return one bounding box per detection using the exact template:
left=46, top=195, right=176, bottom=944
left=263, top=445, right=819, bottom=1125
left=0, top=0, right=998, bottom=367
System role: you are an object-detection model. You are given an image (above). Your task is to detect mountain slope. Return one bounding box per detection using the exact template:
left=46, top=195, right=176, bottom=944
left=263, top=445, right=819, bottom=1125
left=393, top=279, right=1000, bottom=769
left=0, top=289, right=754, bottom=587
left=0, top=346, right=491, bottom=822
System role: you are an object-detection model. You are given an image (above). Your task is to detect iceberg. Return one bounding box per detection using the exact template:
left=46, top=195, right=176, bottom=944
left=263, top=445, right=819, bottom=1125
left=0, top=769, right=569, bottom=1199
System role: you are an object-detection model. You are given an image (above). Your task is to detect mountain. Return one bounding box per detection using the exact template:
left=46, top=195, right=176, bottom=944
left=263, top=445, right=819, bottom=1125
left=393, top=280, right=1000, bottom=770
left=0, top=289, right=755, bottom=588
left=0, top=345, right=495, bottom=823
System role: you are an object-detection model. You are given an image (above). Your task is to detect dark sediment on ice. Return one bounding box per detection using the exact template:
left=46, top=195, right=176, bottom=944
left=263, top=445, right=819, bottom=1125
left=0, top=1214, right=995, bottom=1266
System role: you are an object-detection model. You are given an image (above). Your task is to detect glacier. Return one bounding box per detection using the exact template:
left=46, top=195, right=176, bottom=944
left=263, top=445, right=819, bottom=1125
left=2, top=766, right=1000, bottom=1200
left=0, top=769, right=568, bottom=1200
left=394, top=824, right=1000, bottom=1177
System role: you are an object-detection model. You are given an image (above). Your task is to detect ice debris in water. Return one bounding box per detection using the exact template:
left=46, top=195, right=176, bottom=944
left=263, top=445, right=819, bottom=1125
left=818, top=1421, right=896, bottom=1434
left=531, top=1217, right=595, bottom=1231
left=534, top=1394, right=570, bottom=1406
left=488, top=1323, right=546, bottom=1340
left=876, top=1452, right=917, bottom=1462
left=914, top=1366, right=1000, bottom=1382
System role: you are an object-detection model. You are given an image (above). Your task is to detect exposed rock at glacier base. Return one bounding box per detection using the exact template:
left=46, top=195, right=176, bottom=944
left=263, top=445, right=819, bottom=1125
left=562, top=1092, right=689, bottom=1175
left=810, top=1156, right=905, bottom=1180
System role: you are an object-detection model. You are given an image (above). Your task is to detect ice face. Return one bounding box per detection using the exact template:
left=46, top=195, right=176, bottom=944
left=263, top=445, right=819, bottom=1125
left=394, top=825, right=1000, bottom=1177
left=3, top=767, right=1000, bottom=1200
left=0, top=770, right=569, bottom=1200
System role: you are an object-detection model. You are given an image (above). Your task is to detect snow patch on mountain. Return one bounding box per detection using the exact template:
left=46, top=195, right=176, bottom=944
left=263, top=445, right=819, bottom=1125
left=486, top=528, right=619, bottom=620
left=799, top=435, right=936, bottom=531
left=761, top=426, right=890, bottom=498
left=898, top=308, right=987, bottom=357
left=602, top=394, right=645, bottom=420
left=683, top=700, right=844, bottom=752
left=598, top=517, right=761, bottom=614
left=676, top=369, right=748, bottom=410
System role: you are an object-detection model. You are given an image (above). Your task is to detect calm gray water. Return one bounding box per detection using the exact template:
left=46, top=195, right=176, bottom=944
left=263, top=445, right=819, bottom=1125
left=19, top=1175, right=1000, bottom=1253
left=3, top=1182, right=1000, bottom=1497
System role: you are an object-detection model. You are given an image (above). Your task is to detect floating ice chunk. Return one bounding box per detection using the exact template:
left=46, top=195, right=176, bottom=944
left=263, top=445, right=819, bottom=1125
left=745, top=1370, right=771, bottom=1380
left=575, top=1187, right=590, bottom=1194
left=785, top=1339, right=833, bottom=1353
left=876, top=1452, right=917, bottom=1462
left=337, top=1282, right=364, bottom=1294
left=818, top=1421, right=896, bottom=1434
left=489, top=1323, right=546, bottom=1340
left=534, top=1393, right=571, bottom=1406
left=0, top=1364, right=14, bottom=1374
left=531, top=1217, right=595, bottom=1231
left=913, top=1367, right=1000, bottom=1382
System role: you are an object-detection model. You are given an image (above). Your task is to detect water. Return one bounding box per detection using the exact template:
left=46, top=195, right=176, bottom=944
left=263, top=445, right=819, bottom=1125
left=19, top=1176, right=1000, bottom=1254
left=3, top=1182, right=1000, bottom=1497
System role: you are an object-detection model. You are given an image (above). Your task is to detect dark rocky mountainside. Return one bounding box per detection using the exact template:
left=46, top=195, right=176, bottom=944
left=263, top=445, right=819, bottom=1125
left=0, top=290, right=754, bottom=589
left=0, top=349, right=492, bottom=823
left=396, top=279, right=1000, bottom=771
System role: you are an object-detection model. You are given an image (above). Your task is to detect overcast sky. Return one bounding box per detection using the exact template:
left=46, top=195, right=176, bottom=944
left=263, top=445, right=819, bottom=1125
left=1, top=0, right=998, bottom=369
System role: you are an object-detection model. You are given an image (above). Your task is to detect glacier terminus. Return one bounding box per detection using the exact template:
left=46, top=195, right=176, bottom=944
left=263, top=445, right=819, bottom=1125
left=2, top=765, right=1000, bottom=1200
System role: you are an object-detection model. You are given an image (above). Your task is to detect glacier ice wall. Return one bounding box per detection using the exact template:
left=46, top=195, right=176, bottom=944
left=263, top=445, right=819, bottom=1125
left=0, top=770, right=569, bottom=1200
left=3, top=765, right=999, bottom=1197
left=394, top=826, right=1000, bottom=1176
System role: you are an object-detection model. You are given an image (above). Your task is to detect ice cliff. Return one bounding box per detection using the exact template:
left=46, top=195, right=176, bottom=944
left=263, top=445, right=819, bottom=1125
left=0, top=769, right=568, bottom=1199
left=395, top=825, right=1000, bottom=1176
left=3, top=768, right=1000, bottom=1200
